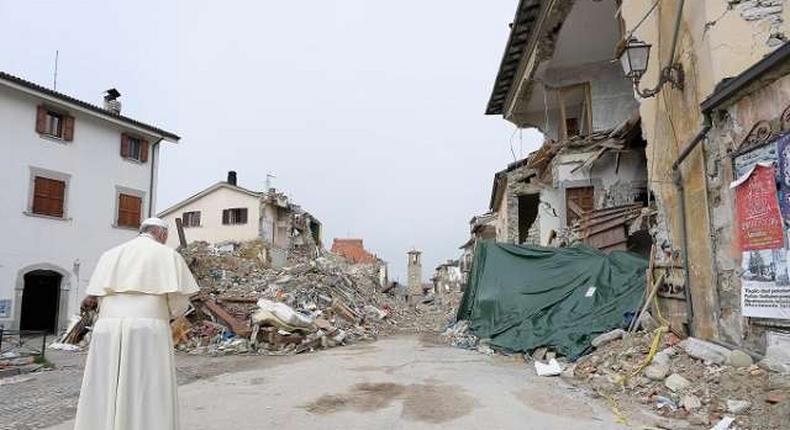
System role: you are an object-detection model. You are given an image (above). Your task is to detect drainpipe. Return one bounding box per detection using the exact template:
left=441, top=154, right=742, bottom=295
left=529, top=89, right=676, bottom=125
left=670, top=113, right=711, bottom=338
left=148, top=138, right=163, bottom=217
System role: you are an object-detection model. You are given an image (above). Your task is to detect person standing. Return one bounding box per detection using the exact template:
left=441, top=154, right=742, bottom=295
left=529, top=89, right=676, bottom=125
left=74, top=218, right=199, bottom=430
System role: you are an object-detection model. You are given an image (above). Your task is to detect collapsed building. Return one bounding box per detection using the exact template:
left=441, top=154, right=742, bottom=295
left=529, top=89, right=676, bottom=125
left=329, top=238, right=388, bottom=287
left=484, top=0, right=650, bottom=254
left=476, top=0, right=790, bottom=371
left=158, top=171, right=322, bottom=266
left=431, top=259, right=464, bottom=294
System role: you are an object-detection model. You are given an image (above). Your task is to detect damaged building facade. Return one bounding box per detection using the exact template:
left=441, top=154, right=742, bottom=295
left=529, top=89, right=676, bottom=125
left=485, top=0, right=649, bottom=253
left=483, top=0, right=790, bottom=360
left=617, top=1, right=790, bottom=356
left=158, top=171, right=322, bottom=263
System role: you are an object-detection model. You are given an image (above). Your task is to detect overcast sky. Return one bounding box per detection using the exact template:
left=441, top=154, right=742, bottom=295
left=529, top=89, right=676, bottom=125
left=1, top=0, right=543, bottom=281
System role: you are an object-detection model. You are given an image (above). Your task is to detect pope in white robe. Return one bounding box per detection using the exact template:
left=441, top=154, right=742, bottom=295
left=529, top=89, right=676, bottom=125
left=74, top=218, right=199, bottom=430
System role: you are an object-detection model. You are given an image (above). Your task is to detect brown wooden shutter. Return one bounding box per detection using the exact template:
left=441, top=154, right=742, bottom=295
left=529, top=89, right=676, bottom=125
left=63, top=115, right=75, bottom=141
left=140, top=139, right=149, bottom=163
left=240, top=208, right=248, bottom=224
left=120, top=134, right=130, bottom=158
left=222, top=209, right=230, bottom=225
left=118, top=194, right=142, bottom=227
left=35, top=105, right=47, bottom=134
left=32, top=177, right=65, bottom=217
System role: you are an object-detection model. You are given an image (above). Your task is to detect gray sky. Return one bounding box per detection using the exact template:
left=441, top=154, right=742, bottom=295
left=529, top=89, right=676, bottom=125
left=1, top=0, right=542, bottom=281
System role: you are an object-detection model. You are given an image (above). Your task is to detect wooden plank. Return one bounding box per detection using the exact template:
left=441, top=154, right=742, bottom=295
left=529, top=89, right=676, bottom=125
left=175, top=218, right=187, bottom=249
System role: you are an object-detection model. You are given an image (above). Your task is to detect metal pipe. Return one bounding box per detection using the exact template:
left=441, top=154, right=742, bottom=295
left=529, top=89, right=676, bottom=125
left=668, top=0, right=685, bottom=65
left=148, top=138, right=163, bottom=217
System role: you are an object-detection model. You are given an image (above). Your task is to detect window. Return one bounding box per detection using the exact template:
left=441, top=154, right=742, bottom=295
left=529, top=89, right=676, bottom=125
left=117, top=193, right=143, bottom=228
left=32, top=176, right=66, bottom=218
left=36, top=105, right=74, bottom=141
left=557, top=83, right=592, bottom=140
left=222, top=208, right=248, bottom=225
left=182, top=211, right=201, bottom=227
left=120, top=134, right=149, bottom=162
left=565, top=186, right=595, bottom=226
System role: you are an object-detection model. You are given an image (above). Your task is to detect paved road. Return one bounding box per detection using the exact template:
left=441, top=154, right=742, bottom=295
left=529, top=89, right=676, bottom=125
left=43, top=335, right=638, bottom=430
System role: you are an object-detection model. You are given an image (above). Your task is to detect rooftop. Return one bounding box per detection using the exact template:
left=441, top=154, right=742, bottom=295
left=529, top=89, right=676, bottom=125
left=0, top=70, right=180, bottom=141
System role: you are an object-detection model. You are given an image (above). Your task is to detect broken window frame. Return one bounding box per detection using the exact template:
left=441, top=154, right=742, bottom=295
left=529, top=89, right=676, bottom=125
left=557, top=82, right=593, bottom=141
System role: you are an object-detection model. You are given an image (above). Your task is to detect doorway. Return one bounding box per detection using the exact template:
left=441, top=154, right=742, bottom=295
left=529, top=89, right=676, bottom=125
left=20, top=270, right=62, bottom=333
left=518, top=194, right=540, bottom=243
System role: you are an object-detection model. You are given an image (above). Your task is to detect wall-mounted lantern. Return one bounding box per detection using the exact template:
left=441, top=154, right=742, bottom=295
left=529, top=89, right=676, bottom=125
left=618, top=37, right=684, bottom=98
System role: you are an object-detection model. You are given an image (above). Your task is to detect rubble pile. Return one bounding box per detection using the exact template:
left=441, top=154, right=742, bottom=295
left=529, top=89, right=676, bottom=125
left=176, top=240, right=457, bottom=355
left=572, top=329, right=790, bottom=429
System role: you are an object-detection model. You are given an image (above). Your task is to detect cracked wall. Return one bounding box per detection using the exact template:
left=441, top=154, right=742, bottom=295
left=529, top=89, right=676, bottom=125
left=705, top=73, right=790, bottom=350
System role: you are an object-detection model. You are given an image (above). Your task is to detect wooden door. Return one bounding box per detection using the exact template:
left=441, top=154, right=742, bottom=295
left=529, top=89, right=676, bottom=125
left=566, top=186, right=594, bottom=226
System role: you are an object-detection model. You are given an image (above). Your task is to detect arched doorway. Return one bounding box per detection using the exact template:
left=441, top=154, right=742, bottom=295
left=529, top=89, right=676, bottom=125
left=20, top=270, right=62, bottom=333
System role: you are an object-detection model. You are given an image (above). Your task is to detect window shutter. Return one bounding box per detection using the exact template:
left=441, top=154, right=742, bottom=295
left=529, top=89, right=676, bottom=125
left=32, top=177, right=65, bottom=217
left=118, top=194, right=142, bottom=227
left=35, top=105, right=47, bottom=134
left=240, top=208, right=248, bottom=224
left=222, top=210, right=229, bottom=225
left=63, top=115, right=75, bottom=141
left=140, top=139, right=149, bottom=163
left=120, top=134, right=130, bottom=158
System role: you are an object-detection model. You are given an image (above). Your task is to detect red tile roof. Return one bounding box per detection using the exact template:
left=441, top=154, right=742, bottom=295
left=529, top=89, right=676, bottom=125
left=331, top=239, right=379, bottom=264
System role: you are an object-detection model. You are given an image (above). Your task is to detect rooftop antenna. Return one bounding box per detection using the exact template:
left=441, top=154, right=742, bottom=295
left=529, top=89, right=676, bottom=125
left=53, top=50, right=59, bottom=90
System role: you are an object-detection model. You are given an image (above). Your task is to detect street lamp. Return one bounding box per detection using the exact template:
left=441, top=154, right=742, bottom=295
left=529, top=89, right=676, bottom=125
left=618, top=37, right=684, bottom=98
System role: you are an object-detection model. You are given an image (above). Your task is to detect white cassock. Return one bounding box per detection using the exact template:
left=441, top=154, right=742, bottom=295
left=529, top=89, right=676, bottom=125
left=74, top=233, right=199, bottom=430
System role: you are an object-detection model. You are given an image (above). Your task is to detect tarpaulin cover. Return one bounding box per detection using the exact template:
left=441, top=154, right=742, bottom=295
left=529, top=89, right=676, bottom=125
left=457, top=242, right=647, bottom=358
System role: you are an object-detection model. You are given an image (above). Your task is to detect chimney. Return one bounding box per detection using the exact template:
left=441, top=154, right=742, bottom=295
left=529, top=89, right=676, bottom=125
left=227, top=171, right=237, bottom=186
left=103, top=88, right=122, bottom=114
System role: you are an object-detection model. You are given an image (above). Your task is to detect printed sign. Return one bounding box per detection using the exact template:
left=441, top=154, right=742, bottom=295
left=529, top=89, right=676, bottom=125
left=735, top=164, right=785, bottom=251
left=741, top=248, right=790, bottom=319
left=0, top=299, right=11, bottom=318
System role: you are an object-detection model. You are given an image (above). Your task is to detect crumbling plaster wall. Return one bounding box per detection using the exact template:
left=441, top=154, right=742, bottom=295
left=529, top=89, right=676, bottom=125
left=620, top=0, right=789, bottom=339
left=551, top=150, right=647, bottom=226
left=522, top=61, right=639, bottom=139
left=704, top=74, right=790, bottom=349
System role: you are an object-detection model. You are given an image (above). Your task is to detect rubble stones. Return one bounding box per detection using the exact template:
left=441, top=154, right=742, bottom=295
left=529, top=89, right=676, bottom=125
left=681, top=394, right=702, bottom=411
left=679, top=337, right=731, bottom=365
left=726, top=399, right=752, bottom=414
left=726, top=350, right=754, bottom=368
left=644, top=363, right=670, bottom=381
left=591, top=329, right=625, bottom=348
left=665, top=373, right=691, bottom=392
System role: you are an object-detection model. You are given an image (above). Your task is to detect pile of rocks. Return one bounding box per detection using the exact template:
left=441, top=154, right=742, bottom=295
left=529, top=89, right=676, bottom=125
left=176, top=241, right=457, bottom=356
left=572, top=329, right=790, bottom=429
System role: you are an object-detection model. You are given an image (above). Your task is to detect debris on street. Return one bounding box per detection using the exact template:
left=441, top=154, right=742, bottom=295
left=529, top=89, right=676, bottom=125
left=172, top=240, right=459, bottom=355
left=571, top=327, right=790, bottom=429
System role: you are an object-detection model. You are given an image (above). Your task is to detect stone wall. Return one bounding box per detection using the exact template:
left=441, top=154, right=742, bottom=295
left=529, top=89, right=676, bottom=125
left=704, top=73, right=790, bottom=350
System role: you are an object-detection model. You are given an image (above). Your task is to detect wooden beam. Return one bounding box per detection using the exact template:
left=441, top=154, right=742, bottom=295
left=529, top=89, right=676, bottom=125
left=175, top=217, right=187, bottom=249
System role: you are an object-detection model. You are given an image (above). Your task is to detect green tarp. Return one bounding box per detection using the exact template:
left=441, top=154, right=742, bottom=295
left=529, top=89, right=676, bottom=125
left=457, top=242, right=647, bottom=359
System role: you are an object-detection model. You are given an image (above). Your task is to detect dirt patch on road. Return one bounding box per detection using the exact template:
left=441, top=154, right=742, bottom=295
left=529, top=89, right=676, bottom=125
left=513, top=387, right=595, bottom=421
left=303, top=381, right=477, bottom=423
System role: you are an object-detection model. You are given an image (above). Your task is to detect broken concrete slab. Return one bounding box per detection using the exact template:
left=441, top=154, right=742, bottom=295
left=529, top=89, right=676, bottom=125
left=678, top=337, right=730, bottom=365
left=664, top=373, right=691, bottom=392
left=591, top=329, right=625, bottom=348
left=726, top=399, right=751, bottom=414
left=725, top=350, right=754, bottom=368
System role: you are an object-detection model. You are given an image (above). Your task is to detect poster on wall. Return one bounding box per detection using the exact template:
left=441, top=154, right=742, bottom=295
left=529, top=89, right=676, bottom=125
left=732, top=162, right=790, bottom=318
left=0, top=299, right=11, bottom=318
left=775, top=133, right=790, bottom=221
left=740, top=248, right=790, bottom=319
left=733, top=163, right=785, bottom=251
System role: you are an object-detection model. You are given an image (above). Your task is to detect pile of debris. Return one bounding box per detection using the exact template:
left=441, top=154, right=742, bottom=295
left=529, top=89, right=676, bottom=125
left=174, top=240, right=456, bottom=355
left=572, top=329, right=790, bottom=429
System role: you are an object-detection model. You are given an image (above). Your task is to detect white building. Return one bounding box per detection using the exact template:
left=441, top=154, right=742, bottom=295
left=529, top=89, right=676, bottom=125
left=0, top=71, right=180, bottom=333
left=158, top=171, right=322, bottom=255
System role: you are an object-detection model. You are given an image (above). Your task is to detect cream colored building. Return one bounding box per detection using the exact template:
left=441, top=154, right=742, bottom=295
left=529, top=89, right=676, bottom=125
left=158, top=171, right=322, bottom=252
